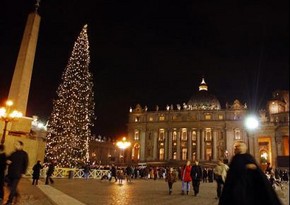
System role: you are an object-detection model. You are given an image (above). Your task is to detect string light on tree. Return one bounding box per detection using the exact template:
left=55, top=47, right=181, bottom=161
left=45, top=24, right=95, bottom=168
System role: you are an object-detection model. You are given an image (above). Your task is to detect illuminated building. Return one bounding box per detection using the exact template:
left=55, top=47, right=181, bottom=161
left=127, top=79, right=289, bottom=168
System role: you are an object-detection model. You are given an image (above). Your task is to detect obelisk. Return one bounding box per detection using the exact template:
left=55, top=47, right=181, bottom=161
left=8, top=0, right=41, bottom=116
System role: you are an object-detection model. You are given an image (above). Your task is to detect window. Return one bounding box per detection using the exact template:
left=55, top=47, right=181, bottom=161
left=159, top=148, right=165, bottom=160
left=192, top=131, right=197, bottom=141
left=159, top=129, right=165, bottom=141
left=159, top=115, right=165, bottom=121
left=234, top=128, right=241, bottom=140
left=135, top=117, right=139, bottom=122
left=181, top=128, right=187, bottom=141
left=192, top=152, right=196, bottom=161
left=149, top=117, right=153, bottom=121
left=206, top=148, right=212, bottom=160
left=173, top=152, right=177, bottom=160
left=134, top=130, right=139, bottom=140
left=218, top=115, right=224, bottom=120
left=182, top=148, right=187, bottom=160
left=205, top=113, right=212, bottom=120
left=205, top=129, right=212, bottom=141
left=172, top=131, right=177, bottom=141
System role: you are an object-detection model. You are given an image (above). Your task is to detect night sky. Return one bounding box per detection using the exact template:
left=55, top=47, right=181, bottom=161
left=0, top=0, right=289, bottom=138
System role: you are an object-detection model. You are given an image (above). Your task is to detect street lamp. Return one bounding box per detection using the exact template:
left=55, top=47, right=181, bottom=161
left=116, top=137, right=131, bottom=164
left=0, top=100, right=22, bottom=144
left=244, top=114, right=259, bottom=154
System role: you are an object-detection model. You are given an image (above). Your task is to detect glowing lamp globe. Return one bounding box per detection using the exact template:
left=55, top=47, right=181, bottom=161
left=245, top=115, right=259, bottom=130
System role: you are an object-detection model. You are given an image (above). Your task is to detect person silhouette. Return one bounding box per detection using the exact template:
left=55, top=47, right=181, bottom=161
left=219, top=141, right=282, bottom=205
left=32, top=160, right=43, bottom=185
left=5, top=141, right=28, bottom=205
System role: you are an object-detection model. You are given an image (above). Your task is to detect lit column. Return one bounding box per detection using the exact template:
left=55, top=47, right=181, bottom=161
left=213, top=129, right=217, bottom=160
left=140, top=131, right=146, bottom=161
left=176, top=130, right=181, bottom=160
left=168, top=130, right=173, bottom=160
left=275, top=135, right=282, bottom=156
left=188, top=130, right=192, bottom=160
left=153, top=131, right=158, bottom=160
left=165, top=130, right=168, bottom=160
left=201, top=129, right=205, bottom=160
left=196, top=129, right=200, bottom=160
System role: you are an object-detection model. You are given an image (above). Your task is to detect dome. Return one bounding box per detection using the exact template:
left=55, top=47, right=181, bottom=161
left=187, top=78, right=221, bottom=110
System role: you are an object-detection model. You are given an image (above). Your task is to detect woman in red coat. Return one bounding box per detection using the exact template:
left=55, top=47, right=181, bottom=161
left=181, top=160, right=192, bottom=195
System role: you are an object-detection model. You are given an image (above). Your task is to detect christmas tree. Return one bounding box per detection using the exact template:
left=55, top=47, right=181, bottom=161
left=45, top=25, right=95, bottom=168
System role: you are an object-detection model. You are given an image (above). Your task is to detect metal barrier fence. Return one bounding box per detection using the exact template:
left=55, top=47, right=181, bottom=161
left=25, top=167, right=110, bottom=179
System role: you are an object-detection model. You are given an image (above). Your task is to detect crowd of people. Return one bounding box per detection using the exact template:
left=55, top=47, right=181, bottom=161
left=0, top=137, right=287, bottom=205
left=97, top=140, right=288, bottom=205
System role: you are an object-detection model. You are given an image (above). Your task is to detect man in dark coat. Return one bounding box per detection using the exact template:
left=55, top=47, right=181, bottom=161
left=32, top=160, right=43, bottom=185
left=5, top=140, right=28, bottom=205
left=219, top=140, right=282, bottom=205
left=109, top=164, right=117, bottom=182
left=190, top=160, right=203, bottom=196
left=202, top=168, right=208, bottom=183
left=0, top=144, right=7, bottom=204
left=45, top=161, right=55, bottom=185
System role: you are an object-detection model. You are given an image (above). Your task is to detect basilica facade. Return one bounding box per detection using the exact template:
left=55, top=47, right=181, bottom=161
left=127, top=79, right=289, bottom=168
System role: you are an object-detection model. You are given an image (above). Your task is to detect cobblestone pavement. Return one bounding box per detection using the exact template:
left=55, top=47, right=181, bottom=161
left=3, top=178, right=55, bottom=205
left=9, top=178, right=289, bottom=205
left=42, top=178, right=220, bottom=205
left=41, top=178, right=289, bottom=205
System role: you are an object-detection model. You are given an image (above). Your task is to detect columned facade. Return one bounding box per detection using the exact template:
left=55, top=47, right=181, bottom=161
left=127, top=82, right=289, bottom=168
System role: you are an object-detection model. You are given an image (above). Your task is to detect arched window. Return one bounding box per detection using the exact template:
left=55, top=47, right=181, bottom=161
left=134, top=130, right=140, bottom=140
left=234, top=128, right=241, bottom=140
left=132, top=144, right=140, bottom=161
left=181, top=128, right=187, bottom=141
left=159, top=129, right=165, bottom=141
left=205, top=128, right=212, bottom=141
left=172, top=131, right=177, bottom=141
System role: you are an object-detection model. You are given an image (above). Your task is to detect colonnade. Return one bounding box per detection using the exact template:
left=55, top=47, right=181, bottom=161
left=137, top=127, right=228, bottom=162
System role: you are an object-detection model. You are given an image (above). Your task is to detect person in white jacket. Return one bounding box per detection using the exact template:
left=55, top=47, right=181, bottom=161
left=213, top=159, right=229, bottom=199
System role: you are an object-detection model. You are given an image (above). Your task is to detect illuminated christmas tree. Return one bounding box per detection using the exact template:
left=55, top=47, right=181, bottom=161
left=45, top=25, right=95, bottom=168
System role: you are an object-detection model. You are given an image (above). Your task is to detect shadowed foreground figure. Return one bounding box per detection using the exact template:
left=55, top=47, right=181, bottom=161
left=5, top=141, right=28, bottom=205
left=219, top=141, right=282, bottom=205
left=32, top=160, right=43, bottom=185
left=0, top=144, right=7, bottom=204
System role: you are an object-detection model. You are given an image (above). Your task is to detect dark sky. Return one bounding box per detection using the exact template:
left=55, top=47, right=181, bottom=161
left=0, top=0, right=289, bottom=138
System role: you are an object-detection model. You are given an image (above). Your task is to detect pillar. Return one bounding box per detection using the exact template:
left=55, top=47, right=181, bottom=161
left=201, top=129, right=205, bottom=160
left=196, top=129, right=200, bottom=160
left=177, top=130, right=181, bottom=160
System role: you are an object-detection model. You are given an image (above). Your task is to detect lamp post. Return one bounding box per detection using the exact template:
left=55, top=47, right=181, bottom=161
left=116, top=137, right=131, bottom=164
left=0, top=100, right=22, bottom=144
left=244, top=114, right=259, bottom=155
